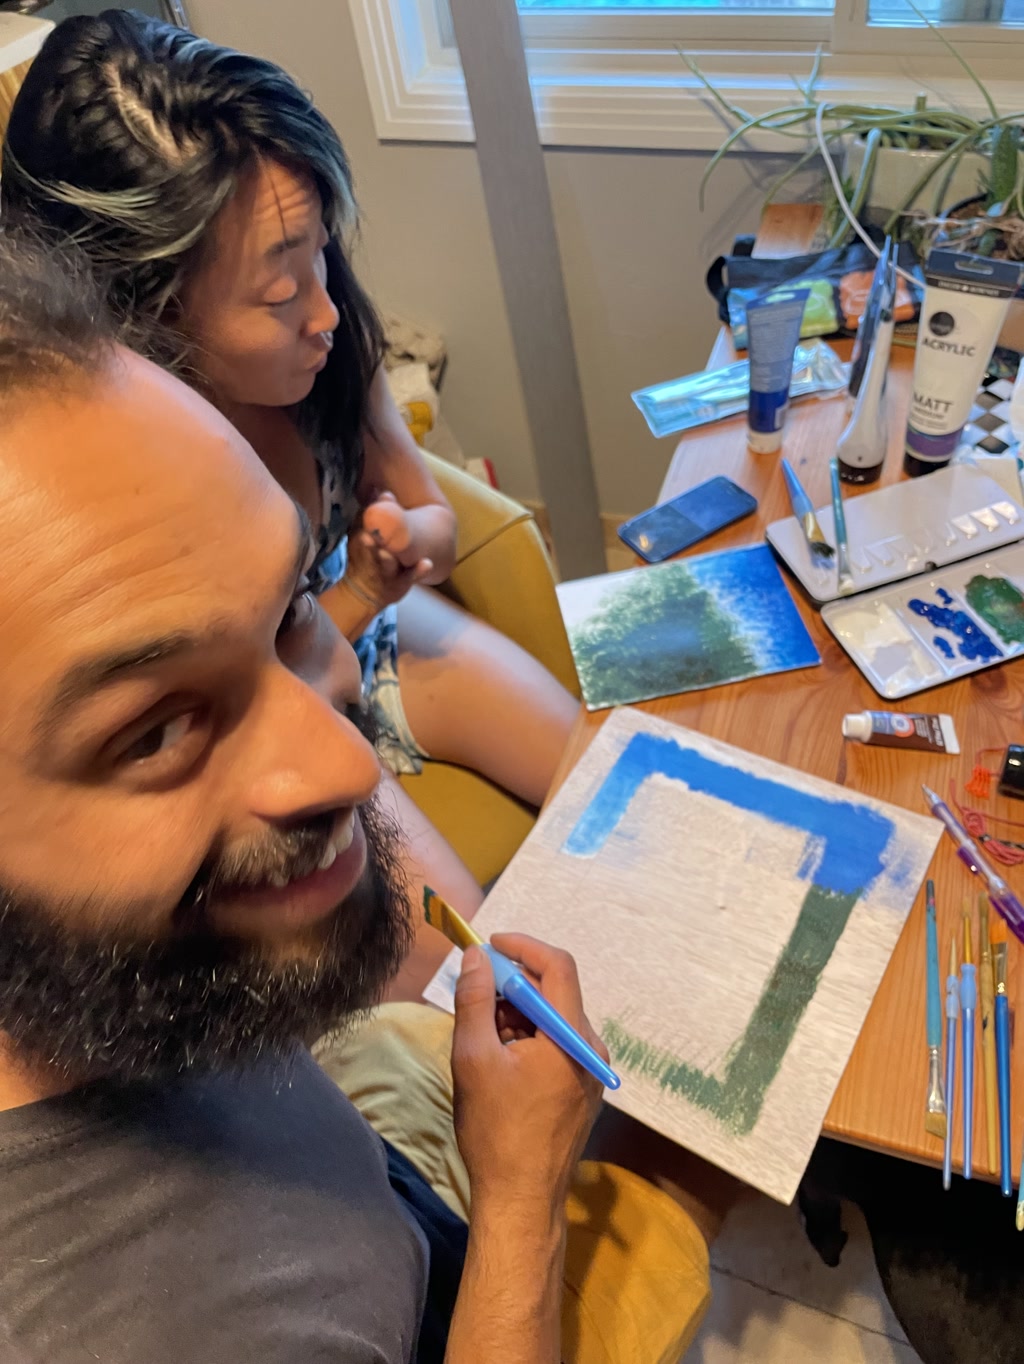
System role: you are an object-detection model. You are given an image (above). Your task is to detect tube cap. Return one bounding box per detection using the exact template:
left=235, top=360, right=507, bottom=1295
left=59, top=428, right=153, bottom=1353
left=748, top=427, right=783, bottom=454
left=842, top=713, right=871, bottom=741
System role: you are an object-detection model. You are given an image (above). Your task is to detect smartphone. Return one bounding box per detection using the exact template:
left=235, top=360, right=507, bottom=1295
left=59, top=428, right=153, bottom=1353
left=617, top=476, right=758, bottom=564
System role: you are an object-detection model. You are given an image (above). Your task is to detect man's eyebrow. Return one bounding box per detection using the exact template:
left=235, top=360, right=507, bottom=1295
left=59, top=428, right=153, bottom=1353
left=35, top=630, right=233, bottom=746
left=35, top=505, right=313, bottom=745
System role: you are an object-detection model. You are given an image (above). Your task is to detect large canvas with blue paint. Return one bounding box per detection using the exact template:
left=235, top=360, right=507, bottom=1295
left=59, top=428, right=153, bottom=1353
left=556, top=544, right=820, bottom=711
left=469, top=708, right=940, bottom=1203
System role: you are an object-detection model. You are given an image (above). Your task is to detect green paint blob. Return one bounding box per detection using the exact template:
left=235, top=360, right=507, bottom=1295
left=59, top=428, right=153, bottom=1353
left=965, top=574, right=1024, bottom=646
left=604, top=883, right=860, bottom=1136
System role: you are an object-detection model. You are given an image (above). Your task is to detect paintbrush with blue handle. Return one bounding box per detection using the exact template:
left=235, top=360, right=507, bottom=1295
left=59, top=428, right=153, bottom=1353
left=925, top=879, right=947, bottom=1141
left=829, top=456, right=854, bottom=595
left=961, top=904, right=977, bottom=1180
left=780, top=458, right=834, bottom=562
left=944, top=933, right=960, bottom=1190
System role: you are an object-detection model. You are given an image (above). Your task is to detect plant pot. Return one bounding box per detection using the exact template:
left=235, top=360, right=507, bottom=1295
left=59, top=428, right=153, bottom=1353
left=843, top=139, right=990, bottom=227
left=935, top=193, right=1024, bottom=275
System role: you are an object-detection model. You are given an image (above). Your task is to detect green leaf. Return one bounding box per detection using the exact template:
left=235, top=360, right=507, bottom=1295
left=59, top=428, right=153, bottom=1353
left=989, top=124, right=1019, bottom=208
left=904, top=0, right=999, bottom=122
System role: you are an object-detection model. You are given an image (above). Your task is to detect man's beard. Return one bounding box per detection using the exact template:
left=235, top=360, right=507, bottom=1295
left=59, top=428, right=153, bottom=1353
left=0, top=796, right=412, bottom=1085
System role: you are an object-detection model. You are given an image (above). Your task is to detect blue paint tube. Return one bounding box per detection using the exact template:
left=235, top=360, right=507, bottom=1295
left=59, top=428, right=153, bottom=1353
left=746, top=287, right=811, bottom=454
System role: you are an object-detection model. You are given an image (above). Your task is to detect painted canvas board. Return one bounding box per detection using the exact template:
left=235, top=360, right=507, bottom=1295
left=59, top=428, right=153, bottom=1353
left=469, top=708, right=941, bottom=1203
left=556, top=544, right=820, bottom=711
left=823, top=540, right=1024, bottom=700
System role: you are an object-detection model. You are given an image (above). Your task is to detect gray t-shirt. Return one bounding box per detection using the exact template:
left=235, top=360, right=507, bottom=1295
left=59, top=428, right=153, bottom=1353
left=0, top=1048, right=466, bottom=1363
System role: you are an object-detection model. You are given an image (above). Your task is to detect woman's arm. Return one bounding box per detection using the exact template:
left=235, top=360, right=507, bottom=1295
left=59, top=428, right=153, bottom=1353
left=359, top=366, right=457, bottom=585
left=318, top=577, right=382, bottom=645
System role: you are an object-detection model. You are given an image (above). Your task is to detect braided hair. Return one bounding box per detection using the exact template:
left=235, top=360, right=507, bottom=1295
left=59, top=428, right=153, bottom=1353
left=1, top=9, right=384, bottom=496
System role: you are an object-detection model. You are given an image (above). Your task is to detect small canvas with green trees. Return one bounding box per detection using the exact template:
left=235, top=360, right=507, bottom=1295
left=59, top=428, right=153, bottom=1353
left=557, top=544, right=820, bottom=710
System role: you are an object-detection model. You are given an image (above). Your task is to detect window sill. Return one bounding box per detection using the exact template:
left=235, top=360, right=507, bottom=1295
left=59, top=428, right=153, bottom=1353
left=349, top=0, right=1024, bottom=150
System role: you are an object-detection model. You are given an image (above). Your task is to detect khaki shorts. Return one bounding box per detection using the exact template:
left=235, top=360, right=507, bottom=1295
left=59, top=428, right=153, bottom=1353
left=314, top=1004, right=711, bottom=1364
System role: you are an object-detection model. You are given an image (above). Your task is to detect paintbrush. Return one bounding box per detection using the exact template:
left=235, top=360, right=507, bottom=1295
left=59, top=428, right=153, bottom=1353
left=943, top=933, right=960, bottom=1191
left=421, top=887, right=621, bottom=1090
left=961, top=903, right=977, bottom=1180
left=829, top=456, right=854, bottom=595
left=992, top=916, right=1013, bottom=1199
left=780, top=458, right=834, bottom=562
left=925, top=879, right=947, bottom=1140
left=979, top=893, right=999, bottom=1174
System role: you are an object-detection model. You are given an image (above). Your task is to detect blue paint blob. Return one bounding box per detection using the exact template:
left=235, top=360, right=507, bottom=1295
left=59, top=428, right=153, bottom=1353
left=908, top=596, right=1002, bottom=662
left=937, top=587, right=953, bottom=606
left=565, top=732, right=894, bottom=896
left=934, top=635, right=955, bottom=660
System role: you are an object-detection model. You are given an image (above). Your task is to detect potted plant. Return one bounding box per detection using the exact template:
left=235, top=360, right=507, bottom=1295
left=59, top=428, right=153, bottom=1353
left=684, top=33, right=1024, bottom=251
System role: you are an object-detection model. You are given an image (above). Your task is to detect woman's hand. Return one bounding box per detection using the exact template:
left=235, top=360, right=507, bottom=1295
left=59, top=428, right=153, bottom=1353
left=359, top=369, right=458, bottom=584
left=361, top=491, right=426, bottom=569
left=344, top=504, right=434, bottom=611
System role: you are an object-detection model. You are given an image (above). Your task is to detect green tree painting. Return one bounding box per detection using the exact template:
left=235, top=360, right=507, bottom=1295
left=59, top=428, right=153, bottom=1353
left=569, top=564, right=758, bottom=708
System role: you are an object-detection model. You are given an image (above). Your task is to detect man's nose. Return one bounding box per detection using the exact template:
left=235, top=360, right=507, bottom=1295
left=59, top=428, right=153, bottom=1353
left=240, top=655, right=380, bottom=825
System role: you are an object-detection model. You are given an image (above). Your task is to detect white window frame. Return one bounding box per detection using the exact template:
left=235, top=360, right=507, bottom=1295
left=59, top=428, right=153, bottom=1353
left=347, top=0, right=1024, bottom=150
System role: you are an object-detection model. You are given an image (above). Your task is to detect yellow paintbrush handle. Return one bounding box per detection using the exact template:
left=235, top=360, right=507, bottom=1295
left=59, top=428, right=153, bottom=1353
left=423, top=886, right=484, bottom=952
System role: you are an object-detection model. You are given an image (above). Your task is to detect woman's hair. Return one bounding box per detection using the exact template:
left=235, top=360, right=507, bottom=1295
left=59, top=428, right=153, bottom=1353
left=1, top=10, right=384, bottom=493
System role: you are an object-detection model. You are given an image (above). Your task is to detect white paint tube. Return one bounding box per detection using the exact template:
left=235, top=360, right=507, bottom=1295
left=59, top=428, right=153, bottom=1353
left=842, top=710, right=960, bottom=755
left=904, top=251, right=1021, bottom=478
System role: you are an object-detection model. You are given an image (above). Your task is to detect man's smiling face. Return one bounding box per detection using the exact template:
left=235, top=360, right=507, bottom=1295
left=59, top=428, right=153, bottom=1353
left=0, top=347, right=410, bottom=1080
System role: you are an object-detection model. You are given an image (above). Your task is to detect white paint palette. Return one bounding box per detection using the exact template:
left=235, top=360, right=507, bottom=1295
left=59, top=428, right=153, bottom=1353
left=822, top=541, right=1024, bottom=699
left=766, top=465, right=1024, bottom=606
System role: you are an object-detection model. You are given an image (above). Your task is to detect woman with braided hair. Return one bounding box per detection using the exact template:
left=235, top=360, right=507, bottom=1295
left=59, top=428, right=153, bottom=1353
left=1, top=9, right=578, bottom=999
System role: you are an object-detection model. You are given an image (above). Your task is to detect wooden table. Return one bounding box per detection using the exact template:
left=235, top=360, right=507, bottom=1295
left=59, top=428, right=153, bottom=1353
left=556, top=203, right=1024, bottom=1176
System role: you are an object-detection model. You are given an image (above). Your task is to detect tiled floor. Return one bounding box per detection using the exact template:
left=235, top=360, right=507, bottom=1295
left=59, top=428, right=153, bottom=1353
left=684, top=1194, right=924, bottom=1363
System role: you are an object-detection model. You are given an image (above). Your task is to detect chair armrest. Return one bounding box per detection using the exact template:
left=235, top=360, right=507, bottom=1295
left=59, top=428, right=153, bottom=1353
left=425, top=453, right=580, bottom=698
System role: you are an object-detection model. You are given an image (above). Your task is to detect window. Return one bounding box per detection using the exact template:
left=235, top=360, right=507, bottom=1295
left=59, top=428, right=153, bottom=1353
left=348, top=0, right=1024, bottom=150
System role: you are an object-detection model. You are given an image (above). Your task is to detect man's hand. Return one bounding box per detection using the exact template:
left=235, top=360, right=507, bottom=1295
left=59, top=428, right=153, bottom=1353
left=447, top=937, right=604, bottom=1361
left=451, top=935, right=605, bottom=1212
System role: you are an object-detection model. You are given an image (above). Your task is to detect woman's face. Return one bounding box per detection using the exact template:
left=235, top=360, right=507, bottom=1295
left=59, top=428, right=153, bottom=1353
left=181, top=161, right=342, bottom=410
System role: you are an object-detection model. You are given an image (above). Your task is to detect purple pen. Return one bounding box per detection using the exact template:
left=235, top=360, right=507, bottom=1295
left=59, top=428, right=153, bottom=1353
left=922, top=786, right=1024, bottom=942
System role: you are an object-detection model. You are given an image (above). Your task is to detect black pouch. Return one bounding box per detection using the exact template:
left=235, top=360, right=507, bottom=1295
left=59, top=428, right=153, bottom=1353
left=706, top=234, right=923, bottom=342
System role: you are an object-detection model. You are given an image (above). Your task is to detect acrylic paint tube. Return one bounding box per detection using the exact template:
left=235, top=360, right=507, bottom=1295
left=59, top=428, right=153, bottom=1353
left=904, top=251, right=1020, bottom=478
left=842, top=709, right=960, bottom=755
left=746, top=287, right=811, bottom=454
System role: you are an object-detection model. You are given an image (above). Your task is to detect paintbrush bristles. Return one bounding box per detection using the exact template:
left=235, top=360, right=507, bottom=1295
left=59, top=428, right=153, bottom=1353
left=925, top=1112, right=947, bottom=1140
left=963, top=904, right=974, bottom=966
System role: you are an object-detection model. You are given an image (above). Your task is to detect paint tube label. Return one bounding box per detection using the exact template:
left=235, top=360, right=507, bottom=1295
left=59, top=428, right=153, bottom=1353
left=906, top=252, right=1019, bottom=468
left=746, top=288, right=810, bottom=450
left=842, top=709, right=959, bottom=754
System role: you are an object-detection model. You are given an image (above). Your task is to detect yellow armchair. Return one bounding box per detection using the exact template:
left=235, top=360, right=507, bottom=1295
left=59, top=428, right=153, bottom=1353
left=402, top=455, right=579, bottom=885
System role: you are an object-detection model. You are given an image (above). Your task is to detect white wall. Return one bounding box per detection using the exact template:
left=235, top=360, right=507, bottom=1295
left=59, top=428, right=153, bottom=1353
left=190, top=0, right=802, bottom=514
